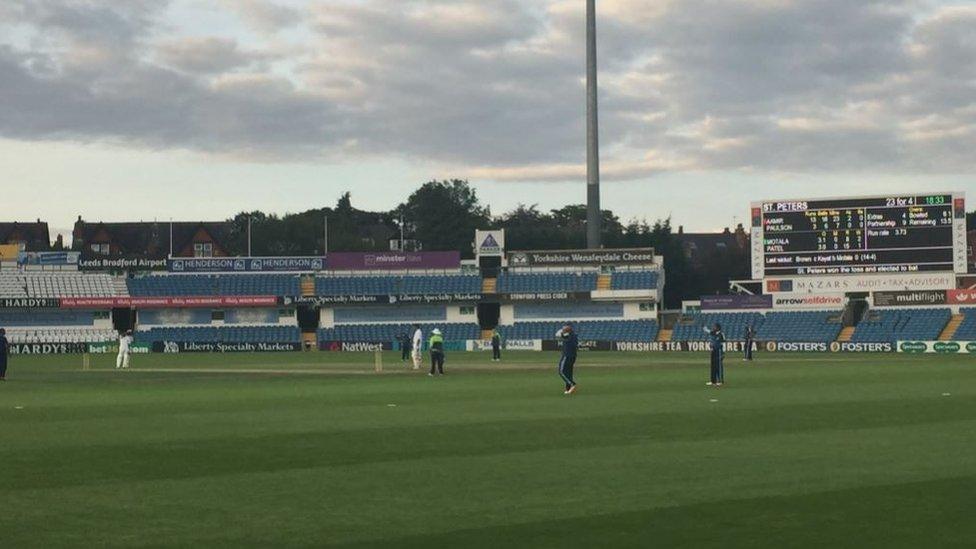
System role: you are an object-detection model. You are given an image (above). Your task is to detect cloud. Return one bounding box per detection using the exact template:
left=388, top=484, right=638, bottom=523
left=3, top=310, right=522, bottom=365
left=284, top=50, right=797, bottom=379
left=0, top=0, right=972, bottom=179
left=155, top=37, right=255, bottom=74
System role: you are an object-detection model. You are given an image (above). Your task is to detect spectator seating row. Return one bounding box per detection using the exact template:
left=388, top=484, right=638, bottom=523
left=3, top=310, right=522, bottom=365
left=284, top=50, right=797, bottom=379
left=5, top=328, right=119, bottom=344
left=314, top=274, right=481, bottom=296
left=953, top=308, right=976, bottom=340
left=851, top=308, right=950, bottom=343
left=127, top=274, right=301, bottom=296
left=134, top=325, right=301, bottom=343
left=0, top=310, right=94, bottom=327
left=672, top=313, right=764, bottom=342
left=755, top=311, right=843, bottom=343
left=318, top=323, right=481, bottom=343
left=496, top=272, right=598, bottom=293
left=0, top=272, right=120, bottom=298
left=610, top=271, right=660, bottom=290
left=503, top=320, right=659, bottom=342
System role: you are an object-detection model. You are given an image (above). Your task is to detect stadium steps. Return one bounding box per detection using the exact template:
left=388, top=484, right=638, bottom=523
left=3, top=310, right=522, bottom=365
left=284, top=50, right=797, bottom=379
left=657, top=328, right=672, bottom=342
left=111, top=276, right=130, bottom=297
left=300, top=275, right=316, bottom=297
left=302, top=332, right=317, bottom=350
left=939, top=314, right=965, bottom=340
left=837, top=326, right=856, bottom=342
left=597, top=274, right=612, bottom=290
left=482, top=278, right=496, bottom=294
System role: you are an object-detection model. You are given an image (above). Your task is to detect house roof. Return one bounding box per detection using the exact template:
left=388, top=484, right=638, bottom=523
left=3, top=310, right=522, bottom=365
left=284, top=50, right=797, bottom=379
left=72, top=219, right=231, bottom=257
left=0, top=221, right=50, bottom=251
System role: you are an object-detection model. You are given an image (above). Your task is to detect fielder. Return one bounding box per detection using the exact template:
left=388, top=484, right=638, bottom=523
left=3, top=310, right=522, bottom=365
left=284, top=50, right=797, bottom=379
left=116, top=330, right=133, bottom=369
left=555, top=323, right=578, bottom=395
left=704, top=323, right=725, bottom=386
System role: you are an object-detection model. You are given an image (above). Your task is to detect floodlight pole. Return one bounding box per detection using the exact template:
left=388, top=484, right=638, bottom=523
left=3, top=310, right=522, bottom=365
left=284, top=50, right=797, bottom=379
left=247, top=216, right=252, bottom=257
left=585, top=0, right=602, bottom=249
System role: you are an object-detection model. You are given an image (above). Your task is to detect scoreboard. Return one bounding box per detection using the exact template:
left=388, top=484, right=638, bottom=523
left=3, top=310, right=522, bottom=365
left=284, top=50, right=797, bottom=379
left=751, top=193, right=967, bottom=279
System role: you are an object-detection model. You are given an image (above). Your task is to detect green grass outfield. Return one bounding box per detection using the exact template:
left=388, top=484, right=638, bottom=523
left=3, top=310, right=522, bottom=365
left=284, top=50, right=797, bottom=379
left=1, top=351, right=974, bottom=548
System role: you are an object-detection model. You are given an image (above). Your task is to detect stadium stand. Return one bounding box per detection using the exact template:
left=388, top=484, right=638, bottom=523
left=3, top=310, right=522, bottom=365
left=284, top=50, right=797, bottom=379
left=514, top=302, right=624, bottom=320
left=953, top=308, right=976, bottom=340
left=851, top=308, right=951, bottom=343
left=318, top=323, right=481, bottom=342
left=672, top=312, right=764, bottom=341
left=5, top=327, right=118, bottom=344
left=504, top=320, right=659, bottom=342
left=128, top=274, right=300, bottom=297
left=314, top=274, right=481, bottom=296
left=496, top=272, right=598, bottom=293
left=610, top=270, right=659, bottom=290
left=0, top=310, right=94, bottom=326
left=134, top=325, right=300, bottom=344
left=0, top=272, right=121, bottom=298
left=0, top=274, right=28, bottom=298
left=756, top=311, right=843, bottom=343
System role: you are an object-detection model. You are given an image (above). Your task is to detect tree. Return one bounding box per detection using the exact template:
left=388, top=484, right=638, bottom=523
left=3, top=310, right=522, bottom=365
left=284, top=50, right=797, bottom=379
left=399, top=180, right=491, bottom=256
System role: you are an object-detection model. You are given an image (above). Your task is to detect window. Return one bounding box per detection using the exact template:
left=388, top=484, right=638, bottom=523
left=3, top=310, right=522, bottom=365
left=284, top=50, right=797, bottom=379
left=194, top=242, right=214, bottom=257
left=460, top=306, right=475, bottom=316
left=90, top=243, right=110, bottom=255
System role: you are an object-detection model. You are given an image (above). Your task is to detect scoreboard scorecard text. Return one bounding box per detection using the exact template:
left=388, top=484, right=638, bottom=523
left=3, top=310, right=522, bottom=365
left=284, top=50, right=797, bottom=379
left=751, top=193, right=967, bottom=279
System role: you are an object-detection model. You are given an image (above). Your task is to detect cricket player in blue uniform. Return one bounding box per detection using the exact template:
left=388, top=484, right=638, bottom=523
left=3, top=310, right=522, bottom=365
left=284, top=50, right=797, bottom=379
left=704, top=323, right=725, bottom=386
left=556, top=323, right=578, bottom=395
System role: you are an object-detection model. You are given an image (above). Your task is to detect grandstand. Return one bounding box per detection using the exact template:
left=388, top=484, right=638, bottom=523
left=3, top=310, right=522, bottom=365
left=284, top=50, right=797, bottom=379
left=952, top=308, right=976, bottom=340
left=0, top=272, right=123, bottom=298
left=134, top=325, right=301, bottom=344
left=318, top=323, right=480, bottom=343
left=672, top=312, right=764, bottom=341
left=315, top=273, right=481, bottom=296
left=496, top=271, right=598, bottom=293
left=128, top=274, right=300, bottom=296
left=506, top=320, right=659, bottom=342
left=850, top=308, right=951, bottom=344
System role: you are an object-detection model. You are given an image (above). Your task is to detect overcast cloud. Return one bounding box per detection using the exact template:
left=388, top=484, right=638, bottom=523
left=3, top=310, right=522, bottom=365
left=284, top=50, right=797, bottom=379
left=0, top=0, right=973, bottom=184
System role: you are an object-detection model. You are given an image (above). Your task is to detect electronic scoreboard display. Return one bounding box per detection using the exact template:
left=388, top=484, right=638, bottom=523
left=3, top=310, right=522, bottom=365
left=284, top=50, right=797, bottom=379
left=751, top=193, right=967, bottom=278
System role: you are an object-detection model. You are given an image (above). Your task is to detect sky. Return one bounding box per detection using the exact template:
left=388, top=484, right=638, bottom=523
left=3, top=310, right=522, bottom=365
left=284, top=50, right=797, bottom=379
left=0, top=0, right=973, bottom=243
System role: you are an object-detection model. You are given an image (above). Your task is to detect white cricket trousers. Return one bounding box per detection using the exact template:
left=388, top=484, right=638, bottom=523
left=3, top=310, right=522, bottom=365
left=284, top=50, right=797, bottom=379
left=116, top=351, right=130, bottom=369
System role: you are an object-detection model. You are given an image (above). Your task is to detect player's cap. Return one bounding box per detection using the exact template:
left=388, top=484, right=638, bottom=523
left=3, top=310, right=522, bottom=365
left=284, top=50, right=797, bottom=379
left=432, top=328, right=442, bottom=335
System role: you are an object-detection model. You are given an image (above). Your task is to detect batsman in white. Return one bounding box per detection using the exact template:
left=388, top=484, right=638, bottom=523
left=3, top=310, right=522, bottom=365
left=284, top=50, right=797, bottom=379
left=116, top=329, right=133, bottom=369
left=411, top=324, right=423, bottom=370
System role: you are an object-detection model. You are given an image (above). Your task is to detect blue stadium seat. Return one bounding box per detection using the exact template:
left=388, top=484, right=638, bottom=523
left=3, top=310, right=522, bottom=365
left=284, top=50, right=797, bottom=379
left=318, top=323, right=480, bottom=342
left=756, top=311, right=842, bottom=343
left=495, top=272, right=598, bottom=293
left=610, top=271, right=659, bottom=290
left=134, top=325, right=301, bottom=343
left=127, top=274, right=300, bottom=297
left=954, top=308, right=976, bottom=340
left=851, top=308, right=950, bottom=343
left=504, top=320, right=659, bottom=342
left=315, top=274, right=482, bottom=296
left=672, top=313, right=764, bottom=341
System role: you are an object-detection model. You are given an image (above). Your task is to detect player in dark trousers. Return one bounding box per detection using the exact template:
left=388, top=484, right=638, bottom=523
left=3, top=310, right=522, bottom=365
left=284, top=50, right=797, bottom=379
left=428, top=328, right=445, bottom=376
left=0, top=328, right=9, bottom=381
left=743, top=325, right=755, bottom=362
left=555, top=323, right=578, bottom=395
left=398, top=331, right=411, bottom=363
left=704, top=323, right=726, bottom=386
left=491, top=328, right=502, bottom=362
